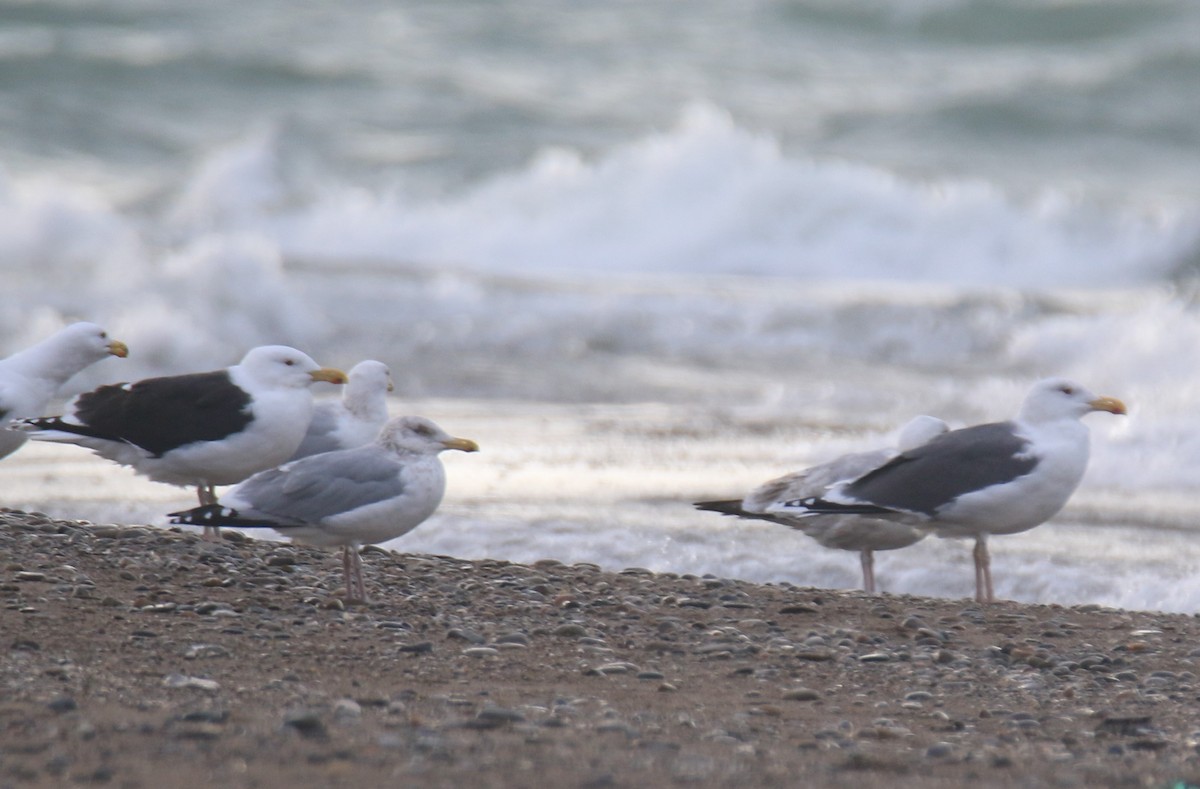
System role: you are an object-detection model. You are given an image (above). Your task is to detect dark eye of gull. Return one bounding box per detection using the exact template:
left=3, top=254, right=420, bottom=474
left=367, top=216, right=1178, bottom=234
left=1058, top=385, right=1075, bottom=395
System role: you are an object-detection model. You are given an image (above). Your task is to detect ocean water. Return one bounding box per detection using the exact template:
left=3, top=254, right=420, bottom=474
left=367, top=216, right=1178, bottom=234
left=3, top=0, right=1200, bottom=612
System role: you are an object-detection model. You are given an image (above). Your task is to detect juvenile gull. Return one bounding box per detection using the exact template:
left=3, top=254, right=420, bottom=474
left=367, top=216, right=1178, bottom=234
left=694, top=415, right=948, bottom=593
left=771, top=378, right=1126, bottom=603
left=12, top=345, right=347, bottom=538
left=168, top=416, right=480, bottom=603
left=287, top=360, right=393, bottom=461
left=0, top=322, right=128, bottom=461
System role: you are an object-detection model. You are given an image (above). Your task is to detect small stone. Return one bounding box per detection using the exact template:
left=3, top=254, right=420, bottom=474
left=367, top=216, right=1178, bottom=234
left=553, top=623, right=588, bottom=638
left=587, top=662, right=638, bottom=676
left=47, top=696, right=78, bottom=714
left=462, top=647, right=500, bottom=658
left=174, top=722, right=223, bottom=740
left=494, top=632, right=530, bottom=646
left=180, top=710, right=230, bottom=724
left=447, top=628, right=486, bottom=644
left=334, top=698, right=362, bottom=720
left=782, top=688, right=820, bottom=701
left=1096, top=716, right=1153, bottom=736
left=184, top=643, right=230, bottom=660
left=926, top=742, right=954, bottom=758
left=477, top=707, right=525, bottom=724
left=162, top=674, right=220, bottom=692
left=283, top=709, right=328, bottom=740
left=398, top=641, right=434, bottom=654
left=795, top=648, right=837, bottom=662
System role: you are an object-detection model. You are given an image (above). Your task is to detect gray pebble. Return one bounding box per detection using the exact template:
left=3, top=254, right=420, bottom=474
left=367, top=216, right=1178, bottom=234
left=553, top=623, right=588, bottom=638
left=925, top=742, right=954, bottom=758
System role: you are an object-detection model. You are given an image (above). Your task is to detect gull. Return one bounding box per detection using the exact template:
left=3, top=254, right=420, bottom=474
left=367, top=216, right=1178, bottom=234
left=287, top=360, right=393, bottom=461
left=771, top=378, right=1126, bottom=602
left=168, top=415, right=479, bottom=602
left=0, top=322, right=128, bottom=461
left=695, top=415, right=948, bottom=593
left=12, top=345, right=347, bottom=539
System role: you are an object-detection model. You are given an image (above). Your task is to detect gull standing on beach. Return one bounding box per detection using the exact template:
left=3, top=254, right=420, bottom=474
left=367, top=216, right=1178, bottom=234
left=169, top=415, right=480, bottom=603
left=12, top=346, right=347, bottom=538
left=286, top=360, right=393, bottom=461
left=770, top=378, right=1126, bottom=603
left=694, top=415, right=948, bottom=593
left=0, top=322, right=128, bottom=461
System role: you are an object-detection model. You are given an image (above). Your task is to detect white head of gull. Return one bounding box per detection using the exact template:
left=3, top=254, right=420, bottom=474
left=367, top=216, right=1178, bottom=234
left=0, top=322, right=128, bottom=460
left=287, top=359, right=393, bottom=462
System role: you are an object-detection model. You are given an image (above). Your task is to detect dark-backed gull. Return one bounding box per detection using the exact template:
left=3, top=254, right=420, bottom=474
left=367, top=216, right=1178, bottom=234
left=771, top=378, right=1126, bottom=602
left=695, top=415, right=948, bottom=593
left=13, top=345, right=347, bottom=538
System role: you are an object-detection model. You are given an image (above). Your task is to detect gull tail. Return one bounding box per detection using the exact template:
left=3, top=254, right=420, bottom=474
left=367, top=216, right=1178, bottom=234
left=10, top=416, right=115, bottom=443
left=693, top=499, right=792, bottom=526
left=771, top=497, right=897, bottom=517
left=168, top=504, right=278, bottom=530
left=693, top=499, right=749, bottom=516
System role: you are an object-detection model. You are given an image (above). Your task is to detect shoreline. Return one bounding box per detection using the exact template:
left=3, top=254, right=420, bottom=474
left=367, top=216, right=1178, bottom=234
left=3, top=509, right=1199, bottom=788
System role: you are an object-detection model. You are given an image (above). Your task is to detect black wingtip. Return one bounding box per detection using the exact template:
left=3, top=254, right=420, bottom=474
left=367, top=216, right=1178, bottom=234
left=168, top=505, right=284, bottom=530
left=779, top=496, right=895, bottom=516
left=693, top=499, right=748, bottom=517
left=167, top=504, right=229, bottom=525
left=11, top=416, right=58, bottom=431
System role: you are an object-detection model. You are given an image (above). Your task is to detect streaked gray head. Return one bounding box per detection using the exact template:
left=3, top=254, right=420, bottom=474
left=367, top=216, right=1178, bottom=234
left=377, top=415, right=480, bottom=455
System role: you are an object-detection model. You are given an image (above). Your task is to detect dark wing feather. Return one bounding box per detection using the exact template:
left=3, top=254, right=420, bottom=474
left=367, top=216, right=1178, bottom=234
left=71, top=371, right=252, bottom=456
left=843, top=421, right=1037, bottom=516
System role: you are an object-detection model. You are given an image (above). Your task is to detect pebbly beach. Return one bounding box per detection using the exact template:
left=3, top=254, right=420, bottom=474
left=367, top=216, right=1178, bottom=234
left=3, top=508, right=1199, bottom=789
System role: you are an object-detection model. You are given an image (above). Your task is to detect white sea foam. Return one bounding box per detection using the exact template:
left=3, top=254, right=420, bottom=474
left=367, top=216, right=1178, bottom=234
left=271, top=107, right=1199, bottom=286
left=3, top=111, right=1200, bottom=612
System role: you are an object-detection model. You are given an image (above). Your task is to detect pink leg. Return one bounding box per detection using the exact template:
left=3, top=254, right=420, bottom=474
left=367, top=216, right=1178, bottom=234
left=860, top=550, right=876, bottom=594
left=343, top=545, right=368, bottom=603
left=972, top=536, right=993, bottom=603
left=197, top=484, right=221, bottom=541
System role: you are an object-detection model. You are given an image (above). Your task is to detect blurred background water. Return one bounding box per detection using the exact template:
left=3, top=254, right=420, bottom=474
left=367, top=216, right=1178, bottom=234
left=3, top=0, right=1200, bottom=611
